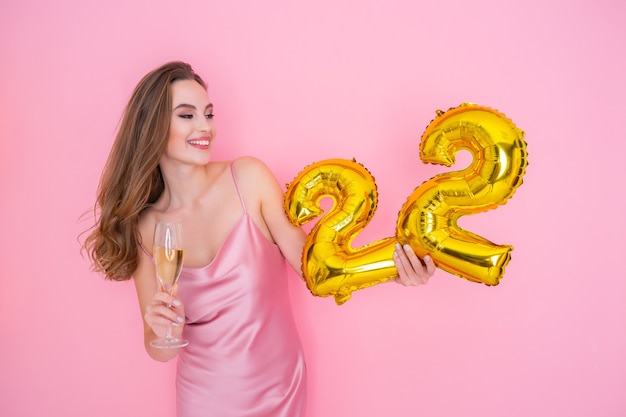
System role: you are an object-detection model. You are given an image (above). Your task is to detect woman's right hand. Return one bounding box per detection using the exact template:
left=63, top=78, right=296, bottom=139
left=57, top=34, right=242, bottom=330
left=144, top=289, right=186, bottom=340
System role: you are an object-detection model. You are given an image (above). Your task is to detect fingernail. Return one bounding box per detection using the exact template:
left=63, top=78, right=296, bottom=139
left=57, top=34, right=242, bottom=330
left=394, top=251, right=399, bottom=258
left=403, top=244, right=411, bottom=251
left=172, top=300, right=181, bottom=307
left=177, top=316, right=184, bottom=323
left=424, top=255, right=431, bottom=262
left=395, top=243, right=402, bottom=250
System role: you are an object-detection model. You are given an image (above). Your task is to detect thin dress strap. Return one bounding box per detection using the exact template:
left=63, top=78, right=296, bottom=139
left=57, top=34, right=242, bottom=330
left=230, top=161, right=247, bottom=214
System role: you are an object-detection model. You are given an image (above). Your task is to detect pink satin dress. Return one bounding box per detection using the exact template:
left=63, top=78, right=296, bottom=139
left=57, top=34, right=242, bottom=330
left=173, top=163, right=307, bottom=417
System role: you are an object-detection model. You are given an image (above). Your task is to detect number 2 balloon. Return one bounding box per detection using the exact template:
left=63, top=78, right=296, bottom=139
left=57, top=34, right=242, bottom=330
left=397, top=103, right=528, bottom=285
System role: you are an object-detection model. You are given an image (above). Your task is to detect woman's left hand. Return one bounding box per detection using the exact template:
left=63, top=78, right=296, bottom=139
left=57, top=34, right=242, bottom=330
left=393, top=243, right=436, bottom=286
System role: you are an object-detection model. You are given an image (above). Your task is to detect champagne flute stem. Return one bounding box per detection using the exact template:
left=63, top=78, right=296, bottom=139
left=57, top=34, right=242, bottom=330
left=165, top=288, right=174, bottom=340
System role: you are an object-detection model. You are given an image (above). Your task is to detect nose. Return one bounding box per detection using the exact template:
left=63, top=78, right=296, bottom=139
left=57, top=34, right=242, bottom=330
left=197, top=116, right=212, bottom=132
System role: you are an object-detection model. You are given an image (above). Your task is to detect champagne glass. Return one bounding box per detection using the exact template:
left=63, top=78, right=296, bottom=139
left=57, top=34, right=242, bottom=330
left=150, top=222, right=189, bottom=349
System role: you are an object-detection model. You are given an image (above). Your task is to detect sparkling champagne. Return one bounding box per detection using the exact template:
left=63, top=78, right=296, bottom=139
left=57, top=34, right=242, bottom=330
left=154, top=247, right=184, bottom=291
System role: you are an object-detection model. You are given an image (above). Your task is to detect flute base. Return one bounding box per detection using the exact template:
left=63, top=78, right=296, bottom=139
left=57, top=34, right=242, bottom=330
left=150, top=337, right=189, bottom=349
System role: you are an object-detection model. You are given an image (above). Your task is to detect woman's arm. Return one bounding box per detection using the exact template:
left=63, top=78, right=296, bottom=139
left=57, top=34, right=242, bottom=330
left=237, top=156, right=435, bottom=285
left=239, top=157, right=307, bottom=275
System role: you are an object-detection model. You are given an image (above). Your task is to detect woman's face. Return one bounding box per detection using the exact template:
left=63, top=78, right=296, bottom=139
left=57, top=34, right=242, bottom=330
left=161, top=79, right=216, bottom=167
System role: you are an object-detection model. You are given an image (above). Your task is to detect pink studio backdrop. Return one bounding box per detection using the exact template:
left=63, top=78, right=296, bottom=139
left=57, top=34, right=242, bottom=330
left=1, top=1, right=624, bottom=416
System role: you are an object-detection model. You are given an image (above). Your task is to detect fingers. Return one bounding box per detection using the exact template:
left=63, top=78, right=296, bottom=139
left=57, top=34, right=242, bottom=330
left=423, top=253, right=436, bottom=277
left=153, top=290, right=181, bottom=308
left=393, top=243, right=436, bottom=287
left=145, top=292, right=185, bottom=329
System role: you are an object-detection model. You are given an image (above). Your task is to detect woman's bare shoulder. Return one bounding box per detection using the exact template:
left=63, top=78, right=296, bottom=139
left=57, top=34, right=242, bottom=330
left=232, top=156, right=275, bottom=184
left=232, top=155, right=269, bottom=170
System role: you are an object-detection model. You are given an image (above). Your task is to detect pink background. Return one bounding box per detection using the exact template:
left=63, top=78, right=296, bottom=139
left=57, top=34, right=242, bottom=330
left=1, top=1, right=625, bottom=416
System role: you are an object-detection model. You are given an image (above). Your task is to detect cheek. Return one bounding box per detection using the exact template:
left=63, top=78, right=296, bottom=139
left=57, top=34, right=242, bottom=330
left=168, top=120, right=187, bottom=141
left=164, top=126, right=184, bottom=155
left=208, top=120, right=217, bottom=136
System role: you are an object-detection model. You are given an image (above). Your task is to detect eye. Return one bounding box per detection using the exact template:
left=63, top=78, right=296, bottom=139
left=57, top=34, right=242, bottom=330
left=205, top=113, right=214, bottom=119
left=179, top=114, right=193, bottom=119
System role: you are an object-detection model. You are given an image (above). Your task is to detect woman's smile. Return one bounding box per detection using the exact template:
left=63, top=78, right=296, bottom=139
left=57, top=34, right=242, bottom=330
left=187, top=136, right=211, bottom=150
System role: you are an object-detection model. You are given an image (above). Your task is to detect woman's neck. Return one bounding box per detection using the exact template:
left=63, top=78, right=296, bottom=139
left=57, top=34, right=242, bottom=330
left=157, top=162, right=216, bottom=211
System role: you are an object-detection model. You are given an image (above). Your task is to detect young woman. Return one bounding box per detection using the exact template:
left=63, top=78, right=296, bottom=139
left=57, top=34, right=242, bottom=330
left=82, top=61, right=435, bottom=417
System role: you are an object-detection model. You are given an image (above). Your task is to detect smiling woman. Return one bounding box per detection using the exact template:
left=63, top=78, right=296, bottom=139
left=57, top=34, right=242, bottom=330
left=80, top=61, right=434, bottom=417
left=81, top=63, right=209, bottom=282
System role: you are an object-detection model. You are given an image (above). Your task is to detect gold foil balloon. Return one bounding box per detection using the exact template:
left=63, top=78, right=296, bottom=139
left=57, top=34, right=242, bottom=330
left=396, top=103, right=528, bottom=285
left=284, top=159, right=397, bottom=305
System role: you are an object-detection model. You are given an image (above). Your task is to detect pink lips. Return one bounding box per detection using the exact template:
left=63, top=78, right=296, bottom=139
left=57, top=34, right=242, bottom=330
left=187, top=136, right=211, bottom=150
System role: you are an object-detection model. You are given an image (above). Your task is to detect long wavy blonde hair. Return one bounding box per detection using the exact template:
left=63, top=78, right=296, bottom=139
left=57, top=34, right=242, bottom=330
left=82, top=61, right=207, bottom=281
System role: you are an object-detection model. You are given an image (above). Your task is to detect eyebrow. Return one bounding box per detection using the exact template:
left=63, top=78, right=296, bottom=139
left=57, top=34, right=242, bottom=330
left=173, top=103, right=213, bottom=111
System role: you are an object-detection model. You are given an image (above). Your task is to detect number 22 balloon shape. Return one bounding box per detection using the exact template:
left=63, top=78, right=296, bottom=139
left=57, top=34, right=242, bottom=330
left=285, top=103, right=528, bottom=304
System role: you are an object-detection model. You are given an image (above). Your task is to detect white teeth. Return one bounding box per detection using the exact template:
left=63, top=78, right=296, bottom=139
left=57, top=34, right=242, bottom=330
left=188, top=140, right=210, bottom=146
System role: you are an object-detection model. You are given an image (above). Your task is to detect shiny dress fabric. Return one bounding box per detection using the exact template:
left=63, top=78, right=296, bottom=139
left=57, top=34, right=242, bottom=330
left=175, top=164, right=307, bottom=417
